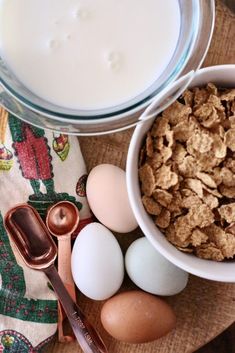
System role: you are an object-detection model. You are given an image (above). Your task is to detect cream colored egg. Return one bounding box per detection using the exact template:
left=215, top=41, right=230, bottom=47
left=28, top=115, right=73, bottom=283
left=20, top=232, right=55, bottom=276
left=71, top=222, right=124, bottom=300
left=86, top=164, right=138, bottom=233
left=125, top=237, right=189, bottom=295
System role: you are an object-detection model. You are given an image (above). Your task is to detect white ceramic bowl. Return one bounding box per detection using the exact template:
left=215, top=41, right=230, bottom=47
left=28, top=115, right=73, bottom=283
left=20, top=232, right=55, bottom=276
left=127, top=65, right=235, bottom=283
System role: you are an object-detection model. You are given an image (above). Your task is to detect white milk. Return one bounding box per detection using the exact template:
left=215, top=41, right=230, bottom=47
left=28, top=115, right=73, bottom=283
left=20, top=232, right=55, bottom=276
left=0, top=0, right=181, bottom=110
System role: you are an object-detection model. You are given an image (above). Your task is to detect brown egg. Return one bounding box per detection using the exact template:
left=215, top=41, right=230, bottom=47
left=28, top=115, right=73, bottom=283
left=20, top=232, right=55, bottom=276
left=100, top=290, right=176, bottom=344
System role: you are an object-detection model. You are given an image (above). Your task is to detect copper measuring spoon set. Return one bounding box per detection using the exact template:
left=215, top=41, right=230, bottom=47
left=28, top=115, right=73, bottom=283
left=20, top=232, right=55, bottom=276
left=4, top=203, right=108, bottom=353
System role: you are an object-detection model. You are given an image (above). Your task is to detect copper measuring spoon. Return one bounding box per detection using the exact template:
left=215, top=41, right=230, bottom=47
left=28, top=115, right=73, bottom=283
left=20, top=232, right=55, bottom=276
left=4, top=204, right=108, bottom=353
left=46, top=201, right=78, bottom=343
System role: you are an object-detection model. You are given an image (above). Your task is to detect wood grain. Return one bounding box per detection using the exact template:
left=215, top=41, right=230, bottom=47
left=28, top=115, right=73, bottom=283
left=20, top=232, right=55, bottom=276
left=48, top=1, right=235, bottom=353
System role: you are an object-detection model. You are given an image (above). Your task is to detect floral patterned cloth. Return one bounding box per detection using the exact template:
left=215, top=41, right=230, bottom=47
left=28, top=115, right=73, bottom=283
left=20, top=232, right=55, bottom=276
left=0, top=110, right=92, bottom=352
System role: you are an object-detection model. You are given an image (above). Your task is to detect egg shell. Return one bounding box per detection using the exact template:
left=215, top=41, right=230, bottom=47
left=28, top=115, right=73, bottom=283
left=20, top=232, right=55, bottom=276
left=125, top=237, right=188, bottom=296
left=86, top=164, right=138, bottom=233
left=71, top=222, right=124, bottom=300
left=101, top=290, right=176, bottom=343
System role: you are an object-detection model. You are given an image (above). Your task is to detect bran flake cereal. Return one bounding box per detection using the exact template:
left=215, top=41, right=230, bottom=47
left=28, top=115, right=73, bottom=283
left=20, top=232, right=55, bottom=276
left=155, top=208, right=171, bottom=229
left=139, top=83, right=235, bottom=261
left=224, top=129, right=235, bottom=151
left=152, top=189, right=173, bottom=207
left=142, top=195, right=162, bottom=216
left=191, top=228, right=208, bottom=247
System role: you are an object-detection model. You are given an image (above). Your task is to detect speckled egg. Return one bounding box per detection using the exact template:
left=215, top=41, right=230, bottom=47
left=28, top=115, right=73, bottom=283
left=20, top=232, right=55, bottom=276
left=100, top=290, right=176, bottom=343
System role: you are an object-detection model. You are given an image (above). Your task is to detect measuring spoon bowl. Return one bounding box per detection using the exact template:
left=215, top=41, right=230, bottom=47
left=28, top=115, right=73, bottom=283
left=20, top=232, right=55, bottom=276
left=5, top=204, right=57, bottom=269
left=46, top=201, right=79, bottom=238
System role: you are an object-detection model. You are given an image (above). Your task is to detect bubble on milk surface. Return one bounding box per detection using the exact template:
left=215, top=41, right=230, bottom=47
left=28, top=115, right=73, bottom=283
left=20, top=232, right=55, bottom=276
left=73, top=6, right=90, bottom=20
left=48, top=39, right=60, bottom=49
left=105, top=51, right=123, bottom=72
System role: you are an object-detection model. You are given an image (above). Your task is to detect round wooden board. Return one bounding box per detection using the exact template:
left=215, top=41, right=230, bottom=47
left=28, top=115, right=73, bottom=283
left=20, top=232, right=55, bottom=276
left=48, top=2, right=235, bottom=352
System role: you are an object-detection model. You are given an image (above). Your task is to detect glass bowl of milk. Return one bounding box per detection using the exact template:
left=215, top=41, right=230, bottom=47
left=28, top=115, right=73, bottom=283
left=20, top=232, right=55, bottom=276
left=0, top=0, right=215, bottom=135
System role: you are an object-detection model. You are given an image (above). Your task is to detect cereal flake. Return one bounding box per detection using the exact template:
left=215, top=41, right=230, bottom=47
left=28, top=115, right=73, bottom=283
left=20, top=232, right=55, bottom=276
left=220, top=89, right=235, bottom=102
left=203, top=192, right=219, bottom=209
left=219, top=203, right=235, bottom=223
left=187, top=131, right=213, bottom=154
left=172, top=143, right=187, bottom=163
left=196, top=171, right=217, bottom=189
left=152, top=189, right=173, bottom=207
left=155, top=208, right=171, bottom=229
left=155, top=165, right=178, bottom=190
left=139, top=164, right=155, bottom=196
left=162, top=101, right=192, bottom=126
left=151, top=116, right=170, bottom=137
left=196, top=243, right=224, bottom=261
left=142, top=196, right=162, bottom=216
left=224, top=129, right=235, bottom=151
left=191, top=228, right=208, bottom=247
left=178, top=156, right=199, bottom=178
left=185, top=178, right=204, bottom=198
left=187, top=204, right=214, bottom=228
left=146, top=132, right=154, bottom=157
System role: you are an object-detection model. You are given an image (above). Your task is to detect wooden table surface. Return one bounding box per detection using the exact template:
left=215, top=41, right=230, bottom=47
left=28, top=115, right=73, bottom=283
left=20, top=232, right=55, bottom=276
left=48, top=1, right=235, bottom=352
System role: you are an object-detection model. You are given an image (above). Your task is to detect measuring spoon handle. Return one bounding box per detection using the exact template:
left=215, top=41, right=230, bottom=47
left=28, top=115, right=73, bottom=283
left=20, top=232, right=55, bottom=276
left=57, top=235, right=76, bottom=300
left=44, top=265, right=108, bottom=353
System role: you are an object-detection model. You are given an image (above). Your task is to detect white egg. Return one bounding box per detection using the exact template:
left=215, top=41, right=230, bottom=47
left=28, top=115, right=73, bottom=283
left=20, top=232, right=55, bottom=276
left=125, top=238, right=188, bottom=296
left=86, top=164, right=138, bottom=233
left=71, top=222, right=124, bottom=300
